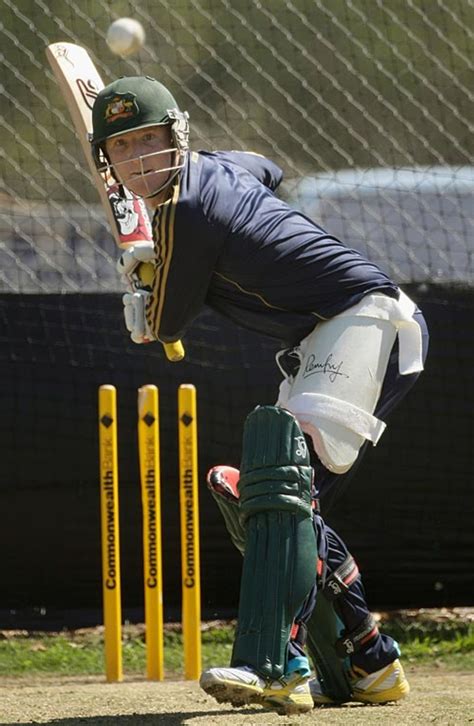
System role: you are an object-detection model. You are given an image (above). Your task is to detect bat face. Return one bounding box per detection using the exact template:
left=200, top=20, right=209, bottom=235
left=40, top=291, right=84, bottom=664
left=46, top=42, right=152, bottom=249
left=53, top=45, right=100, bottom=111
left=46, top=43, right=102, bottom=126
left=76, top=78, right=100, bottom=111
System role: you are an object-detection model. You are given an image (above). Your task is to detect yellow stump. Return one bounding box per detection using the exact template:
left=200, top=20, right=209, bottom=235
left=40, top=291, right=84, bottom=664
left=178, top=384, right=202, bottom=680
left=98, top=384, right=123, bottom=682
left=138, top=385, right=164, bottom=681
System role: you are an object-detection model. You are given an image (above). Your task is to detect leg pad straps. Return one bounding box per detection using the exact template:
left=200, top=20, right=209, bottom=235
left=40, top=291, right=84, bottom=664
left=322, top=554, right=359, bottom=601
left=335, top=613, right=379, bottom=658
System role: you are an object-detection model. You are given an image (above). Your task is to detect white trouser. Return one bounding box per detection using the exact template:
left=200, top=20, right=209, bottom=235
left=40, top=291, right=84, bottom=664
left=276, top=291, right=424, bottom=474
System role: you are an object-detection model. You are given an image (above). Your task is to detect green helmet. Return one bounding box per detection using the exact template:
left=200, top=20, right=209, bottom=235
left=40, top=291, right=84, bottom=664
left=90, top=76, right=189, bottom=169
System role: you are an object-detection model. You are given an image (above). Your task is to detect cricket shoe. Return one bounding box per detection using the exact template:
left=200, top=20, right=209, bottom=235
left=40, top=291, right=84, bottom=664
left=199, top=665, right=265, bottom=707
left=200, top=665, right=313, bottom=714
left=260, top=670, right=313, bottom=714
left=310, top=658, right=410, bottom=706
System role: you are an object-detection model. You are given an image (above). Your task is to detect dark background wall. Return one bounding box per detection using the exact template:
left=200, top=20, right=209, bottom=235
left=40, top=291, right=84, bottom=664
left=0, top=284, right=472, bottom=629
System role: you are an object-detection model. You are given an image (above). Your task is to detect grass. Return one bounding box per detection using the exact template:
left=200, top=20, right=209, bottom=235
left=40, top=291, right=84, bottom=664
left=0, top=610, right=472, bottom=678
left=0, top=623, right=236, bottom=677
left=380, top=609, right=474, bottom=670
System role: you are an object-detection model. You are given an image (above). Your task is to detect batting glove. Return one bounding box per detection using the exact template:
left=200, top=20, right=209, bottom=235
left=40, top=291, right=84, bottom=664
left=122, top=290, right=156, bottom=344
left=117, top=241, right=156, bottom=290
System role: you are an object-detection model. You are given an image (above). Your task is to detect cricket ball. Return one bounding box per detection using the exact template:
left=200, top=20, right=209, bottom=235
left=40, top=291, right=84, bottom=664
left=106, top=18, right=145, bottom=58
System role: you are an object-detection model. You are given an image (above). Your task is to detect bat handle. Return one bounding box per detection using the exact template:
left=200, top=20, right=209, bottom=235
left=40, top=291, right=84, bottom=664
left=163, top=340, right=185, bottom=362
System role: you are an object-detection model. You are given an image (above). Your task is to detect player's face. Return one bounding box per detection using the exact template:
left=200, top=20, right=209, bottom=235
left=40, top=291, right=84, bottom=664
left=105, top=125, right=176, bottom=200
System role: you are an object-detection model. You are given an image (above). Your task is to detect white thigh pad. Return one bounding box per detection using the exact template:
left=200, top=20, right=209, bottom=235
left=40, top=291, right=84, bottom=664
left=281, top=295, right=407, bottom=474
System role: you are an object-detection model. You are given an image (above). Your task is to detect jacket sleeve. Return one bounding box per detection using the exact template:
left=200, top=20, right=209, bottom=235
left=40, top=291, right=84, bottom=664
left=200, top=150, right=284, bottom=191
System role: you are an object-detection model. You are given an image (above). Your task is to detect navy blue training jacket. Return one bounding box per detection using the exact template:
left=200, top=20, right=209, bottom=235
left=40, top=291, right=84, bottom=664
left=147, top=150, right=398, bottom=347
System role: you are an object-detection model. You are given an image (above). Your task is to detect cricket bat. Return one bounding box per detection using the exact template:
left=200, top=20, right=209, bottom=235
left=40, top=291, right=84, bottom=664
left=46, top=42, right=184, bottom=362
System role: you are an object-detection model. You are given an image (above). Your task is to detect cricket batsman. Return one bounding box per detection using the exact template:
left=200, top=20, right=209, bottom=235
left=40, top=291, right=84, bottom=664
left=90, top=76, right=428, bottom=715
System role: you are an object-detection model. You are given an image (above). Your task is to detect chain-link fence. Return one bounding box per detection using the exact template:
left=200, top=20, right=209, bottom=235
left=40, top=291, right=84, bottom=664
left=1, top=0, right=473, bottom=291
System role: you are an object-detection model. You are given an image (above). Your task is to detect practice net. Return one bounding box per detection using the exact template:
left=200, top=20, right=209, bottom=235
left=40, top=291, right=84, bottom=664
left=0, top=0, right=473, bottom=626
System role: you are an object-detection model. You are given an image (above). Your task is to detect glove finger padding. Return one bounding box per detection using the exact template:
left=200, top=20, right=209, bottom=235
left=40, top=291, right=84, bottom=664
left=231, top=406, right=318, bottom=680
left=122, top=291, right=154, bottom=344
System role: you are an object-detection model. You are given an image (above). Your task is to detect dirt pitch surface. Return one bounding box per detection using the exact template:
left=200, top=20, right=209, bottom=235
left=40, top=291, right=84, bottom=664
left=0, top=667, right=473, bottom=726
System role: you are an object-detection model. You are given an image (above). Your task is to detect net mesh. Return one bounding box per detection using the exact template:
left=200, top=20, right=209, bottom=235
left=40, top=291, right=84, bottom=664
left=1, top=0, right=473, bottom=620
left=1, top=0, right=472, bottom=291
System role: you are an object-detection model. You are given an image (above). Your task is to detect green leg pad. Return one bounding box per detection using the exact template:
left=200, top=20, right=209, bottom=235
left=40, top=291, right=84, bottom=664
left=231, top=406, right=318, bottom=680
left=209, top=488, right=246, bottom=556
left=232, top=510, right=317, bottom=679
left=306, top=595, right=352, bottom=702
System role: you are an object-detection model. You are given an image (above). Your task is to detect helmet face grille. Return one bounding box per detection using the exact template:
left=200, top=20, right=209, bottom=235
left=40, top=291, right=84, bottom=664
left=104, top=146, right=187, bottom=199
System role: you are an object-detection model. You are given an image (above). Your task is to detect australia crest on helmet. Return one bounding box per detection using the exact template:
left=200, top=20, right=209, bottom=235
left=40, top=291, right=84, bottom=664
left=104, top=93, right=139, bottom=124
